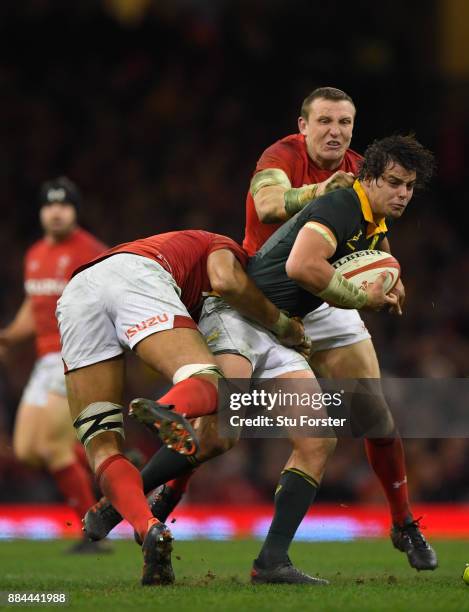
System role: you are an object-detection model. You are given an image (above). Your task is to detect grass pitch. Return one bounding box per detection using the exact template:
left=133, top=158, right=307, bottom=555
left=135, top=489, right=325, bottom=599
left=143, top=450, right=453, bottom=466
left=1, top=539, right=469, bottom=611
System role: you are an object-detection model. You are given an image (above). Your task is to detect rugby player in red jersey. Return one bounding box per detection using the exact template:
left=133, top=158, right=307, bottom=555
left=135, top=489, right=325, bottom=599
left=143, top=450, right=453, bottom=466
left=56, top=229, right=305, bottom=585
left=0, top=177, right=108, bottom=553
left=141, top=88, right=437, bottom=572
left=243, top=89, right=361, bottom=255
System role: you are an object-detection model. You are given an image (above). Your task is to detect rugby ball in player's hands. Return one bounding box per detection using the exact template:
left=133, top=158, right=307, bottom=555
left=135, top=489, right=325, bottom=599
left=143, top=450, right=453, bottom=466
left=332, top=250, right=400, bottom=294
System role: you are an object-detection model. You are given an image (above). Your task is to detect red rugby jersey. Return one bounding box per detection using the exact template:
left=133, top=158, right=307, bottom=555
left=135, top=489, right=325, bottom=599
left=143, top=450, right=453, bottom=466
left=243, top=133, right=363, bottom=256
left=77, top=230, right=247, bottom=316
left=24, top=228, right=106, bottom=356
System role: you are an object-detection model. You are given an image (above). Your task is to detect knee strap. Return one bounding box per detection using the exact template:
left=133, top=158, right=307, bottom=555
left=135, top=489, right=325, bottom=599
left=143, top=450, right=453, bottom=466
left=73, top=402, right=125, bottom=447
left=172, top=363, right=223, bottom=385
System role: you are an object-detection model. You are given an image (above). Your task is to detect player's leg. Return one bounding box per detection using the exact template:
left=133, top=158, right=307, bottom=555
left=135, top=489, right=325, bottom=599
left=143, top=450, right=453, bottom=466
left=13, top=356, right=56, bottom=468
left=66, top=359, right=148, bottom=530
left=110, top=259, right=228, bottom=451
left=140, top=352, right=252, bottom=521
left=12, top=354, right=105, bottom=551
left=68, top=257, right=219, bottom=554
left=311, top=340, right=410, bottom=520
left=132, top=302, right=271, bottom=507
left=252, top=369, right=334, bottom=585
left=82, top=298, right=266, bottom=539
left=131, top=327, right=224, bottom=452
left=136, top=304, right=314, bottom=533
left=57, top=260, right=176, bottom=585
left=85, top=328, right=247, bottom=539
left=13, top=402, right=45, bottom=469
left=306, top=307, right=412, bottom=520
left=310, top=319, right=437, bottom=570
left=128, top=302, right=256, bottom=491
left=147, top=309, right=329, bottom=584
left=37, top=390, right=110, bottom=554
left=66, top=357, right=174, bottom=584
left=37, top=392, right=96, bottom=517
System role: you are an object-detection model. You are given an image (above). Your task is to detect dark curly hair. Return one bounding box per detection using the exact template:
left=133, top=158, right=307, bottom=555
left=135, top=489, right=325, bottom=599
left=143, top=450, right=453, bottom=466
left=358, top=134, right=435, bottom=189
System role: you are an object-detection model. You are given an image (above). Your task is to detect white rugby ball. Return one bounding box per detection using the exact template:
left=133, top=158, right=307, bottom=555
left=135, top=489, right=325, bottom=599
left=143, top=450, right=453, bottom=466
left=332, top=250, right=400, bottom=294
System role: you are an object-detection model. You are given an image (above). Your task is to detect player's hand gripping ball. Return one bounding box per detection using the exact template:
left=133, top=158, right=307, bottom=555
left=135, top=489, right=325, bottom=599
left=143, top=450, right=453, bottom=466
left=462, top=564, right=469, bottom=584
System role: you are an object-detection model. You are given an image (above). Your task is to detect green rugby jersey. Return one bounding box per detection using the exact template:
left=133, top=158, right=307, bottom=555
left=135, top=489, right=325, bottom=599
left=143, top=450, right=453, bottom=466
left=247, top=181, right=388, bottom=317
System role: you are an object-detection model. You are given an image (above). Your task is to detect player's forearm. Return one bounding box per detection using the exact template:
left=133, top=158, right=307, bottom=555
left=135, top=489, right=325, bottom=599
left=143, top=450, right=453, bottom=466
left=254, top=184, right=320, bottom=223
left=208, top=250, right=294, bottom=334
left=286, top=257, right=367, bottom=309
left=251, top=169, right=321, bottom=223
left=213, top=270, right=283, bottom=331
left=287, top=256, right=335, bottom=296
left=1, top=299, right=36, bottom=346
left=254, top=186, right=289, bottom=223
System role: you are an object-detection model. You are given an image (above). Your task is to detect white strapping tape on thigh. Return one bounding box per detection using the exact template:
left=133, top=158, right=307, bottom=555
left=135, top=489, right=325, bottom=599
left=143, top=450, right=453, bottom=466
left=173, top=363, right=223, bottom=385
left=73, top=402, right=125, bottom=447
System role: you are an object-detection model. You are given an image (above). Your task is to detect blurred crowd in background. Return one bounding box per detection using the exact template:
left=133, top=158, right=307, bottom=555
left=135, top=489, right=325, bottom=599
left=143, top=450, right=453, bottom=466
left=1, top=0, right=468, bottom=508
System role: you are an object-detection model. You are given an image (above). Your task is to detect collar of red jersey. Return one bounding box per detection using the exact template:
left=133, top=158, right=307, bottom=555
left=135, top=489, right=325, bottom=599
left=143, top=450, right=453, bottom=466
left=352, top=180, right=387, bottom=238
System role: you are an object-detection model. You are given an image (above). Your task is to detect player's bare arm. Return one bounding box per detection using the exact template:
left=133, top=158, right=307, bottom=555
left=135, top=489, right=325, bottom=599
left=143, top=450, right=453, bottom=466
left=378, top=236, right=405, bottom=315
left=285, top=224, right=397, bottom=312
left=206, top=249, right=305, bottom=349
left=0, top=298, right=35, bottom=358
left=251, top=168, right=355, bottom=224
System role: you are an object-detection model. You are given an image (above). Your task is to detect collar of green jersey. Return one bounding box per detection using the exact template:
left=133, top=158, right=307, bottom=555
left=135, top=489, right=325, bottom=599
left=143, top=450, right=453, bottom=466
left=352, top=180, right=387, bottom=238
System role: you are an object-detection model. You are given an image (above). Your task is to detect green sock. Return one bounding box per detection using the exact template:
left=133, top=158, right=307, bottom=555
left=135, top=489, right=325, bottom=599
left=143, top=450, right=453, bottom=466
left=256, top=468, right=318, bottom=568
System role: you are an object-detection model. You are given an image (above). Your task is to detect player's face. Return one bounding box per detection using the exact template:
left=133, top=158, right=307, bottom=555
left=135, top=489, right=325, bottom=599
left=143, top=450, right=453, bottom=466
left=365, top=162, right=416, bottom=219
left=40, top=202, right=77, bottom=240
left=298, top=98, right=355, bottom=170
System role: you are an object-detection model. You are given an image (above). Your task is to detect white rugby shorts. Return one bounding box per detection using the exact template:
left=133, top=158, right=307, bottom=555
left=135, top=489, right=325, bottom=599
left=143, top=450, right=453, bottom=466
left=20, top=352, right=67, bottom=407
left=303, top=303, right=370, bottom=353
left=56, top=253, right=197, bottom=372
left=199, top=297, right=309, bottom=378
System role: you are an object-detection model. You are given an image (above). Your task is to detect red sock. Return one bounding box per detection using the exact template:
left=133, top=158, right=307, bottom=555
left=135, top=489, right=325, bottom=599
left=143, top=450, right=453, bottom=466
left=97, top=454, right=155, bottom=542
left=157, top=378, right=218, bottom=418
left=364, top=437, right=411, bottom=525
left=167, top=472, right=194, bottom=497
left=51, top=461, right=96, bottom=519
left=74, top=442, right=90, bottom=472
